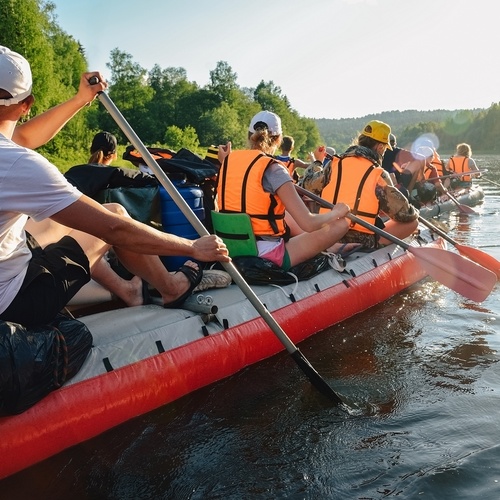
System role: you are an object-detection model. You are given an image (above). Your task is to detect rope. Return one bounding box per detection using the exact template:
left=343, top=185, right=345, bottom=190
left=269, top=272, right=299, bottom=298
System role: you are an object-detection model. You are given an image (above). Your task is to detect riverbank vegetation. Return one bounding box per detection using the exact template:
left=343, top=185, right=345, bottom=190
left=2, top=0, right=500, bottom=171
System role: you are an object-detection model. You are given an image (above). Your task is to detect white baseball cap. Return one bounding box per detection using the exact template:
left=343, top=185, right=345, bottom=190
left=0, top=46, right=33, bottom=106
left=248, top=110, right=282, bottom=136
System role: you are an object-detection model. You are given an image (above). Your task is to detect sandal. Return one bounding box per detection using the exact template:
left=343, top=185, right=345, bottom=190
left=322, top=251, right=346, bottom=272
left=163, top=263, right=203, bottom=309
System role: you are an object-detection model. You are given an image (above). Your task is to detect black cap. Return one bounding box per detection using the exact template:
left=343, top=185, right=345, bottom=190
left=90, top=131, right=117, bottom=155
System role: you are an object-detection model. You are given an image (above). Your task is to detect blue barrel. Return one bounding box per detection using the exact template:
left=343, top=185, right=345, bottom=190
left=159, top=181, right=205, bottom=269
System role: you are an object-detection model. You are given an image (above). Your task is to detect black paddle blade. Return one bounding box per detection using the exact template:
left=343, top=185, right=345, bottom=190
left=291, top=349, right=343, bottom=404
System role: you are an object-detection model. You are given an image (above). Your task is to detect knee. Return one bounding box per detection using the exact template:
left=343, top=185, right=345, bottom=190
left=103, top=202, right=131, bottom=218
left=339, top=218, right=351, bottom=233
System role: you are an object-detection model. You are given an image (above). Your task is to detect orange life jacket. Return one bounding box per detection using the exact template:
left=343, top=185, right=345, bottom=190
left=430, top=151, right=446, bottom=177
left=217, top=150, right=288, bottom=237
left=275, top=156, right=295, bottom=176
left=319, top=156, right=383, bottom=234
left=447, top=156, right=471, bottom=182
left=423, top=163, right=439, bottom=182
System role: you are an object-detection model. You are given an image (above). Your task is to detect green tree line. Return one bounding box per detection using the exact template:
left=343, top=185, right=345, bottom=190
left=317, top=108, right=500, bottom=155
left=2, top=0, right=499, bottom=174
left=0, top=0, right=320, bottom=171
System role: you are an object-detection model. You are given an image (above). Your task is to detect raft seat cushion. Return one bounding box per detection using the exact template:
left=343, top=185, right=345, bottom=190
left=211, top=211, right=258, bottom=258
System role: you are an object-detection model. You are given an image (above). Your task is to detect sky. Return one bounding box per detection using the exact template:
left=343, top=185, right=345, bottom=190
left=49, top=0, right=499, bottom=120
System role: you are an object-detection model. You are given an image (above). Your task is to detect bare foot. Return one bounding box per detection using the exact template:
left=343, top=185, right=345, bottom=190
left=161, top=260, right=200, bottom=305
left=326, top=242, right=362, bottom=255
left=121, top=275, right=145, bottom=307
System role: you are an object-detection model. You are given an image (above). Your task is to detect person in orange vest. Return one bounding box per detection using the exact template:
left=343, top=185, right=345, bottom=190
left=301, top=120, right=419, bottom=249
left=216, top=110, right=358, bottom=270
left=416, top=138, right=450, bottom=185
left=447, top=143, right=480, bottom=187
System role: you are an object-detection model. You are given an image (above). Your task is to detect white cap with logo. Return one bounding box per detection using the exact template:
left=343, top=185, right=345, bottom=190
left=0, top=46, right=33, bottom=106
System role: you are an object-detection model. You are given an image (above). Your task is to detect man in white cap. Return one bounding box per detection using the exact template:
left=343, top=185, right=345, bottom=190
left=0, top=46, right=32, bottom=104
left=0, top=46, right=230, bottom=326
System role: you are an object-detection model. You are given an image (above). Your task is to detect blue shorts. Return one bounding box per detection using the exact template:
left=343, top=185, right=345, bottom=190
left=0, top=235, right=90, bottom=326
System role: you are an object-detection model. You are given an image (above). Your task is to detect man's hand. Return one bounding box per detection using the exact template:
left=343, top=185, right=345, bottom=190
left=191, top=235, right=231, bottom=263
left=77, top=72, right=108, bottom=106
left=218, top=141, right=232, bottom=164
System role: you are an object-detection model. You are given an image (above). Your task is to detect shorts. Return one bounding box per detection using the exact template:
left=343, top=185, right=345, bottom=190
left=0, top=235, right=91, bottom=327
left=257, top=238, right=291, bottom=270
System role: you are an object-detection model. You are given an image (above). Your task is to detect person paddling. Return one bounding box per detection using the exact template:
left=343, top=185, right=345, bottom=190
left=0, top=45, right=230, bottom=326
left=216, top=110, right=357, bottom=270
left=301, top=120, right=419, bottom=248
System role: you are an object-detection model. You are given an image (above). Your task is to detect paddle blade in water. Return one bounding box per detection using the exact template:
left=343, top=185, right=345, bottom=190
left=408, top=246, right=496, bottom=302
left=291, top=349, right=343, bottom=404
left=445, top=191, right=478, bottom=215
left=455, top=244, right=500, bottom=279
left=456, top=204, right=478, bottom=215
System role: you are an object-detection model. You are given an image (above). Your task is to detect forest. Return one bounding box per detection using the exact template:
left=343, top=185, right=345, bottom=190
left=2, top=0, right=500, bottom=172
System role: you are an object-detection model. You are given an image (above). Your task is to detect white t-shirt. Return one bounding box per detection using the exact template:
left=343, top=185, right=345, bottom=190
left=0, top=133, right=81, bottom=314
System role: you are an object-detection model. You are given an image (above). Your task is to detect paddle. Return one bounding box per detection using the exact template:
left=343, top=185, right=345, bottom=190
left=426, top=218, right=450, bottom=233
left=426, top=169, right=487, bottom=182
left=90, top=79, right=344, bottom=404
left=481, top=177, right=500, bottom=189
left=393, top=161, right=479, bottom=214
left=417, top=216, right=500, bottom=279
left=295, top=185, right=496, bottom=302
left=443, top=188, right=479, bottom=215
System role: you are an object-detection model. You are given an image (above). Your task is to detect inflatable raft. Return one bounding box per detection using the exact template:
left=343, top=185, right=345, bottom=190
left=418, top=184, right=484, bottom=218
left=0, top=226, right=446, bottom=479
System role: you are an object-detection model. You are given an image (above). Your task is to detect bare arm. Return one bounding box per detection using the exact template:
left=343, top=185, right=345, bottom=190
left=276, top=181, right=350, bottom=233
left=50, top=196, right=230, bottom=263
left=293, top=158, right=309, bottom=169
left=376, top=181, right=419, bottom=222
left=469, top=158, right=481, bottom=177
left=12, top=72, right=107, bottom=149
left=217, top=141, right=232, bottom=164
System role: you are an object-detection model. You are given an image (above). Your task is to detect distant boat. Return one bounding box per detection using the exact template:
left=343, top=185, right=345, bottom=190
left=418, top=184, right=484, bottom=218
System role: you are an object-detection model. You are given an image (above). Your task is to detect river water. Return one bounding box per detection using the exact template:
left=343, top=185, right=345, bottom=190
left=2, top=157, right=500, bottom=499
